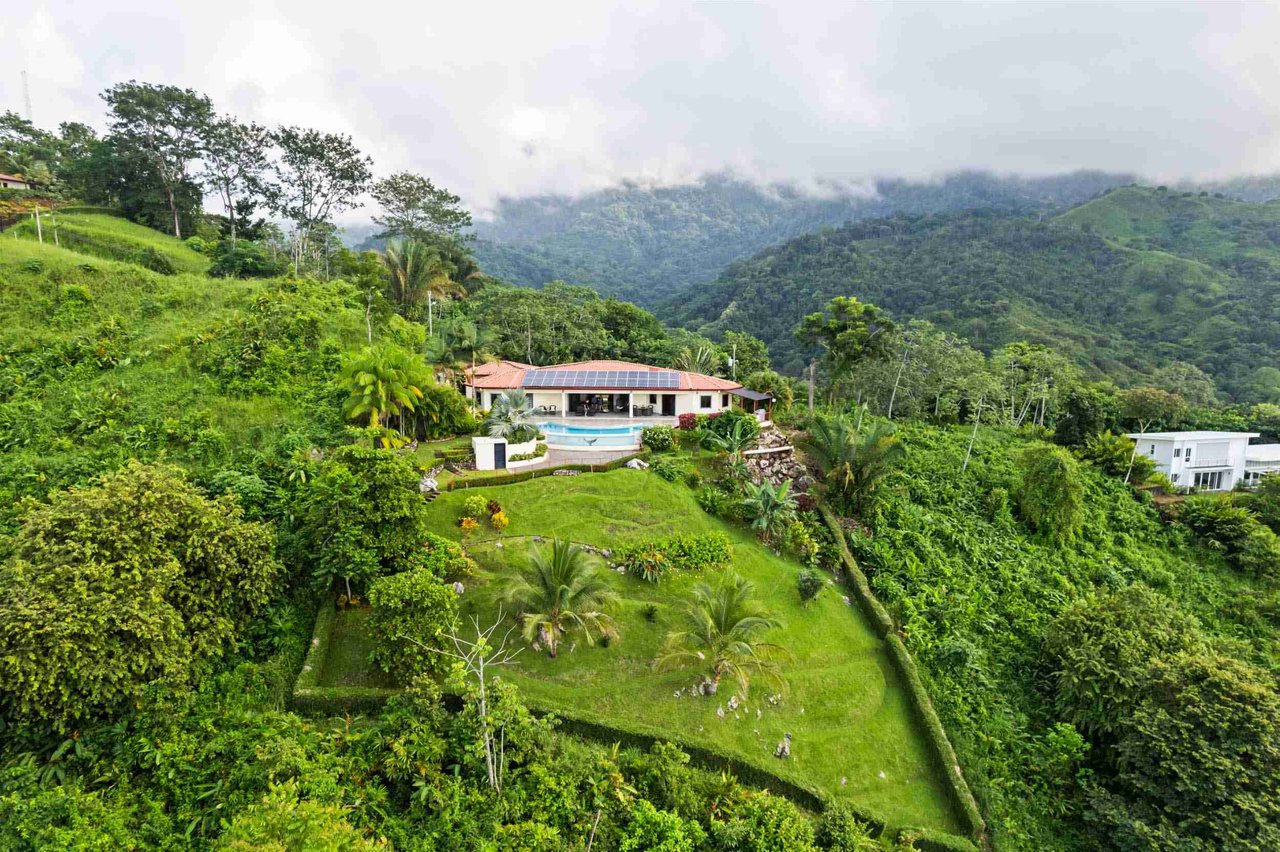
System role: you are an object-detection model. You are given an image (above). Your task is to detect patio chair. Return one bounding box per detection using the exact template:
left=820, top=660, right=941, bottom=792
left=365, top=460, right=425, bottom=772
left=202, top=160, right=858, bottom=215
left=548, top=404, right=557, bottom=414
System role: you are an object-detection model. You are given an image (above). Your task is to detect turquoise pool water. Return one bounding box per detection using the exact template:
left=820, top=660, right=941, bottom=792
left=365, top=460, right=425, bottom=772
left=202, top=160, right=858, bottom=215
left=538, top=421, right=644, bottom=448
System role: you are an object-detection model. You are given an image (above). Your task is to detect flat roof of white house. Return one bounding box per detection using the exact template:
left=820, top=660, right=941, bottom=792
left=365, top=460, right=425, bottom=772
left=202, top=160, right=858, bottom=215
left=1125, top=431, right=1260, bottom=441
left=1246, top=444, right=1280, bottom=462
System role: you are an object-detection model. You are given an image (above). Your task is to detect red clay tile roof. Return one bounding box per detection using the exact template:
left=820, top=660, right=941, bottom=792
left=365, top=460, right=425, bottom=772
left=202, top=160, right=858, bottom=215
left=465, top=358, right=741, bottom=391
left=0, top=173, right=31, bottom=183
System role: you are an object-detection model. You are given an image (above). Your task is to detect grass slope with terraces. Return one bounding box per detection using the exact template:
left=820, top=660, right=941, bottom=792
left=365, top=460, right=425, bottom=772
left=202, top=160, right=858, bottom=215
left=9, top=211, right=212, bottom=274
left=320, top=467, right=963, bottom=836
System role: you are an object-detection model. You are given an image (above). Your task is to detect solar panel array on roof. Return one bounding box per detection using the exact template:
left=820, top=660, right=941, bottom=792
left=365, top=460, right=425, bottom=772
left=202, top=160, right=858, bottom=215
left=521, top=369, right=680, bottom=389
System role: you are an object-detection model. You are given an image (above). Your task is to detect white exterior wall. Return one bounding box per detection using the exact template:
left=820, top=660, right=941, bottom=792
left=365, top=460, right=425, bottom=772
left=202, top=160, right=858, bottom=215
left=1133, top=434, right=1253, bottom=491
left=672, top=391, right=734, bottom=416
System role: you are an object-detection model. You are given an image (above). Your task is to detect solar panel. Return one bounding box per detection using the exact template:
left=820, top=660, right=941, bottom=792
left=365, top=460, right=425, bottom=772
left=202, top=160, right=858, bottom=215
left=521, top=369, right=680, bottom=389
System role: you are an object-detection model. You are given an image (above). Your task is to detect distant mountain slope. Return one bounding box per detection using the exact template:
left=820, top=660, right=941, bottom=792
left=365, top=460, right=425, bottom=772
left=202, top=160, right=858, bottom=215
left=669, top=187, right=1280, bottom=401
left=472, top=170, right=1134, bottom=305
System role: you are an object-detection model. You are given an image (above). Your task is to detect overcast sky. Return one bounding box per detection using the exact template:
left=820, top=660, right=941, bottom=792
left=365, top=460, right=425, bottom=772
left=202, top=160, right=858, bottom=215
left=6, top=1, right=1279, bottom=218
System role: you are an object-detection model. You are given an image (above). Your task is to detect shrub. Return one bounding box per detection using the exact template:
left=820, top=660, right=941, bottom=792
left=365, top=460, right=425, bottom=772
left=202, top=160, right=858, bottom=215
left=487, top=499, right=502, bottom=516
left=1015, top=445, right=1084, bottom=542
left=208, top=240, right=288, bottom=279
left=462, top=494, right=490, bottom=520
left=642, top=424, right=677, bottom=452
left=695, top=486, right=732, bottom=516
left=1079, top=430, right=1156, bottom=483
left=797, top=569, right=824, bottom=603
left=509, top=444, right=548, bottom=462
left=459, top=516, right=479, bottom=538
left=708, top=791, right=816, bottom=850
left=642, top=603, right=659, bottom=623
left=816, top=801, right=879, bottom=852
left=650, top=456, right=690, bottom=483
left=619, top=800, right=706, bottom=851
left=703, top=407, right=761, bottom=442
left=409, top=531, right=476, bottom=580
left=491, top=510, right=510, bottom=535
left=368, top=569, right=459, bottom=681
left=677, top=412, right=698, bottom=430
left=615, top=532, right=733, bottom=582
left=135, top=246, right=176, bottom=275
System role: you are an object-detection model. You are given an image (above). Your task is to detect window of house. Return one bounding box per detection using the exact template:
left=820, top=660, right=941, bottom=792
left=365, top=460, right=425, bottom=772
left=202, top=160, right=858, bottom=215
left=1174, top=448, right=1182, bottom=458
left=1185, top=448, right=1192, bottom=463
left=700, top=395, right=712, bottom=409
left=1149, top=444, right=1155, bottom=454
left=1172, top=474, right=1179, bottom=483
left=721, top=393, right=729, bottom=407
left=649, top=394, right=657, bottom=404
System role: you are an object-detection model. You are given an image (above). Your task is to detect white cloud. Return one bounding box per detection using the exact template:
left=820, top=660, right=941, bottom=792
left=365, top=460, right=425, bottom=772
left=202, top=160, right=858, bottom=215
left=4, top=0, right=1280, bottom=218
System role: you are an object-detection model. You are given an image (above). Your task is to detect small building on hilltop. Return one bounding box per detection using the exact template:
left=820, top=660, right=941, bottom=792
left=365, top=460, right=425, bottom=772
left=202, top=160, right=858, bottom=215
left=0, top=173, right=33, bottom=190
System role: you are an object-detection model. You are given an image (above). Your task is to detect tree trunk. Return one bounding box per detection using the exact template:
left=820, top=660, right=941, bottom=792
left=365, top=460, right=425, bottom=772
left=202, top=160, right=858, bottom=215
left=962, top=396, right=984, bottom=473
left=807, top=360, right=816, bottom=413
left=428, top=291, right=434, bottom=338
left=887, top=347, right=909, bottom=420
left=1124, top=422, right=1147, bottom=484
left=167, top=185, right=181, bottom=238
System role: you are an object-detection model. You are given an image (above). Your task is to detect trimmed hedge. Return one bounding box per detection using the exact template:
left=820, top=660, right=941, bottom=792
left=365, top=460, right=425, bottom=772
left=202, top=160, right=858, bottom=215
left=446, top=451, right=650, bottom=489
left=290, top=599, right=397, bottom=716
left=818, top=504, right=988, bottom=848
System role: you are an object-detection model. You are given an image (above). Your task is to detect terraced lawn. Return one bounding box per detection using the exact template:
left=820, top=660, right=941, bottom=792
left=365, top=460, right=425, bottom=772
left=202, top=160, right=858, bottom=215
left=418, top=469, right=960, bottom=834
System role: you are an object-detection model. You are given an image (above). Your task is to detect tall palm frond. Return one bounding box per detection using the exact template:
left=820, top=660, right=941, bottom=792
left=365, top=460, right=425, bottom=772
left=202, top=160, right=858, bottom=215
left=338, top=345, right=430, bottom=433
left=501, top=538, right=619, bottom=657
left=673, top=344, right=721, bottom=376
left=484, top=388, right=537, bottom=442
left=740, top=479, right=797, bottom=544
left=656, top=571, right=785, bottom=697
left=383, top=239, right=464, bottom=335
left=794, top=414, right=904, bottom=515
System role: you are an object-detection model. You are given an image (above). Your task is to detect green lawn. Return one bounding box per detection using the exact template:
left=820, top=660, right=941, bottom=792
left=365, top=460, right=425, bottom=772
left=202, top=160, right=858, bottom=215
left=412, top=469, right=960, bottom=833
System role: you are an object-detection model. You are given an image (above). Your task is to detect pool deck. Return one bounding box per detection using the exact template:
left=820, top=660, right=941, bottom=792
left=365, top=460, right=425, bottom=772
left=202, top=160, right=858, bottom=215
left=539, top=415, right=678, bottom=427
left=523, top=447, right=641, bottom=469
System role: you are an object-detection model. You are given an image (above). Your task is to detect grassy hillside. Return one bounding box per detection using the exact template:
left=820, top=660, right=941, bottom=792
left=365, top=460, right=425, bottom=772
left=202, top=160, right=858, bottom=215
left=0, top=235, right=370, bottom=534
left=1060, top=185, right=1280, bottom=275
left=420, top=471, right=961, bottom=834
left=9, top=212, right=211, bottom=275
left=669, top=193, right=1280, bottom=400
left=474, top=171, right=1132, bottom=305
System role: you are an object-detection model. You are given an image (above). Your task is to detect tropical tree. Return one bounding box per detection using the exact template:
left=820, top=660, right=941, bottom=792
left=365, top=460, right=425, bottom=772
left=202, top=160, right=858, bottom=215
left=673, top=343, right=721, bottom=376
left=269, top=126, right=372, bottom=269
left=383, top=239, right=463, bottom=335
left=796, top=296, right=894, bottom=403
left=795, top=414, right=904, bottom=515
left=426, top=318, right=494, bottom=383
left=501, top=539, right=618, bottom=658
left=740, top=479, right=797, bottom=544
left=101, top=81, right=213, bottom=237
left=485, top=388, right=538, bottom=443
left=657, top=571, right=784, bottom=697
left=371, top=171, right=473, bottom=241
left=200, top=116, right=272, bottom=245
left=1120, top=386, right=1187, bottom=483
left=338, top=344, right=430, bottom=434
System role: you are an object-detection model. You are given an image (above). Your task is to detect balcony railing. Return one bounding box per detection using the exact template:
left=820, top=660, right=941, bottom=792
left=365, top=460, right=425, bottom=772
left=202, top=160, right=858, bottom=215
left=1187, top=458, right=1229, bottom=468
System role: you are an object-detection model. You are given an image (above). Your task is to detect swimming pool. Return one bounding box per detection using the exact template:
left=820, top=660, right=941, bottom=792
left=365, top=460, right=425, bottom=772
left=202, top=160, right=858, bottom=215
left=538, top=421, right=644, bottom=449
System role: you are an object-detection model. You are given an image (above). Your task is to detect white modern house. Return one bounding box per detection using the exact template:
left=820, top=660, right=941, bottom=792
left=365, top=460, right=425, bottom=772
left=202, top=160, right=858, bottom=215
left=1127, top=431, right=1280, bottom=491
left=0, top=173, right=33, bottom=190
left=463, top=359, right=751, bottom=419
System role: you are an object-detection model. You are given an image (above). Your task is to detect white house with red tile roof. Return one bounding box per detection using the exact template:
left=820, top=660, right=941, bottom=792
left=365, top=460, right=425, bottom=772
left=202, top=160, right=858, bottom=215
left=464, top=358, right=744, bottom=418
left=0, top=173, right=32, bottom=190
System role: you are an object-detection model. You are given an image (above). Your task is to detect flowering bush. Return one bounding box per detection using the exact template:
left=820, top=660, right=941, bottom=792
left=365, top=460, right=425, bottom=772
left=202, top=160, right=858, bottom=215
left=491, top=510, right=510, bottom=534
left=411, top=531, right=476, bottom=579
left=459, top=516, right=479, bottom=538
left=641, top=425, right=677, bottom=451
left=677, top=413, right=698, bottom=430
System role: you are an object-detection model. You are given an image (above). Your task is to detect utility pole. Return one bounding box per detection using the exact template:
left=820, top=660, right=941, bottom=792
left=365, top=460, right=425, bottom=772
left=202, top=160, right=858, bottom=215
left=21, top=70, right=33, bottom=122
left=32, top=204, right=43, bottom=244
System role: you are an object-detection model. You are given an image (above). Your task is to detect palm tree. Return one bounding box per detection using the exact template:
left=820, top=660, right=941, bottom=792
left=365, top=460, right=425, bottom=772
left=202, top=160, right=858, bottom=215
left=502, top=538, right=619, bottom=658
left=338, top=344, right=429, bottom=433
left=656, top=571, right=784, bottom=697
left=740, top=479, right=797, bottom=544
left=484, top=388, right=538, bottom=443
left=382, top=239, right=463, bottom=336
left=427, top=318, right=494, bottom=384
left=673, top=344, right=721, bottom=376
left=794, top=414, right=904, bottom=515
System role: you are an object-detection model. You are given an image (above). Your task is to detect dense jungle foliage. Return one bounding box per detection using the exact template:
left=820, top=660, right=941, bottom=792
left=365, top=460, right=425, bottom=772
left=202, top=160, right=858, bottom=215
left=671, top=187, right=1280, bottom=402
left=851, top=421, right=1280, bottom=850
left=471, top=171, right=1135, bottom=306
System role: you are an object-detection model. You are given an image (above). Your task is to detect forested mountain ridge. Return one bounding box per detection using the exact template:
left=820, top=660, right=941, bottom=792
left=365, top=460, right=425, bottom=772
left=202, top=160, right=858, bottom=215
left=472, top=170, right=1134, bottom=305
left=669, top=186, right=1280, bottom=402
